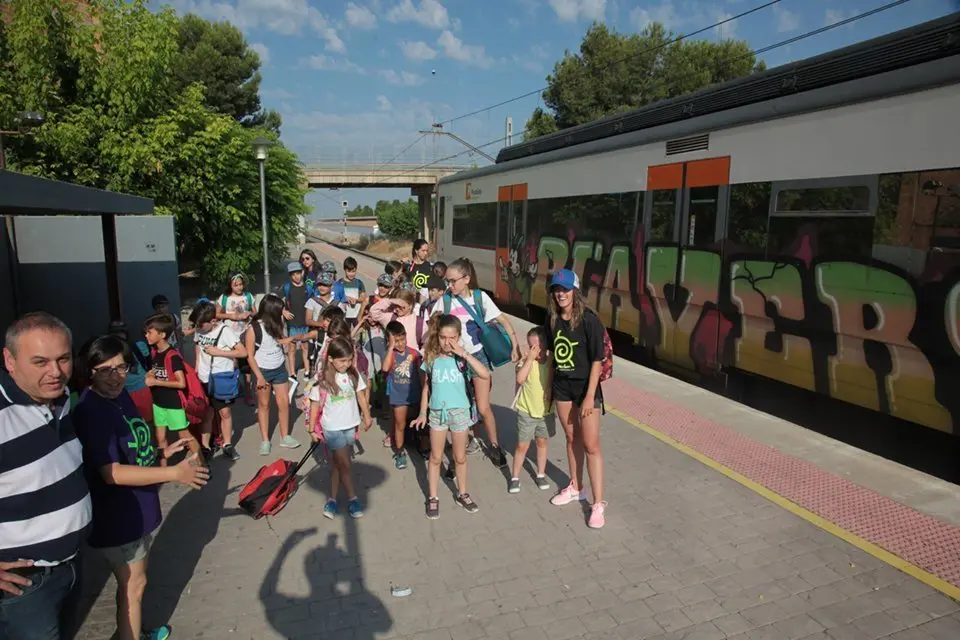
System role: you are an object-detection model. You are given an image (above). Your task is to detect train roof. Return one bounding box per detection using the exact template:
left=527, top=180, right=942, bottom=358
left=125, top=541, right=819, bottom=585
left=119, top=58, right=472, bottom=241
left=440, top=12, right=960, bottom=186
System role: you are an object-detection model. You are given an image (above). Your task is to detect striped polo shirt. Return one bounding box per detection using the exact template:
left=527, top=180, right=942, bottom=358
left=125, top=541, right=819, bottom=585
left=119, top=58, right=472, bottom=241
left=0, top=370, right=92, bottom=564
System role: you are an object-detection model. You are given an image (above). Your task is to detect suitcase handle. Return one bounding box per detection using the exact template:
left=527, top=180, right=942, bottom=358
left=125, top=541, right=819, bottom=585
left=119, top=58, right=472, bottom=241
left=289, top=440, right=323, bottom=477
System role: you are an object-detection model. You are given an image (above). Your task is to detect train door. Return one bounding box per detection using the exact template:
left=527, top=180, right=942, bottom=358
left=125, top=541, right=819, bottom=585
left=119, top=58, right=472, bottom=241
left=644, top=157, right=729, bottom=372
left=495, top=184, right=528, bottom=302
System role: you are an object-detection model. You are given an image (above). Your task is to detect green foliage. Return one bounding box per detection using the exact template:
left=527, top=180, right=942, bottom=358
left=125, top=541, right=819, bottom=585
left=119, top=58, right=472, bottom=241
left=524, top=22, right=765, bottom=139
left=375, top=199, right=419, bottom=239
left=0, top=0, right=307, bottom=287
left=346, top=204, right=375, bottom=218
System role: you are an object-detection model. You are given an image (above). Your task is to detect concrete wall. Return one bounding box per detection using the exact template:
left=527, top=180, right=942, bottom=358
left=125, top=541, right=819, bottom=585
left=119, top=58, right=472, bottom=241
left=0, top=220, right=17, bottom=340
left=116, top=215, right=180, bottom=330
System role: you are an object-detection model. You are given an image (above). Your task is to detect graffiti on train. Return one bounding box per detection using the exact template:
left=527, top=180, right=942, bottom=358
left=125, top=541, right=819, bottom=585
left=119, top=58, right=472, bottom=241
left=495, top=228, right=960, bottom=433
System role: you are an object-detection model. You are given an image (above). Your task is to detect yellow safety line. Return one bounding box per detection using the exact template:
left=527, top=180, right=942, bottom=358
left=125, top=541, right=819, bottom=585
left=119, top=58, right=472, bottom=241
left=605, top=404, right=960, bottom=602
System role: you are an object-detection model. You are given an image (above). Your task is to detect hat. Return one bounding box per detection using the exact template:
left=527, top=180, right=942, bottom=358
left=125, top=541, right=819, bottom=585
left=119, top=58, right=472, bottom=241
left=550, top=269, right=580, bottom=291
left=376, top=272, right=394, bottom=287
left=151, top=294, right=169, bottom=307
left=426, top=274, right=444, bottom=290
left=321, top=261, right=337, bottom=273
left=287, top=261, right=303, bottom=273
left=317, top=271, right=335, bottom=286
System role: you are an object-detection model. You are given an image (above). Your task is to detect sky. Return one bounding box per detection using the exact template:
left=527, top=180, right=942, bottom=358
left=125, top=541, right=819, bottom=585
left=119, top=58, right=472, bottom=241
left=162, top=0, right=960, bottom=219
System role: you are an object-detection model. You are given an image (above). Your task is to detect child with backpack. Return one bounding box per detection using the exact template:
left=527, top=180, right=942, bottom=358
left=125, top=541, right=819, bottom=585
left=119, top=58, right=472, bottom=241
left=282, top=262, right=313, bottom=384
left=310, top=337, right=373, bottom=520
left=143, top=313, right=202, bottom=461
left=368, top=289, right=422, bottom=352
left=216, top=274, right=256, bottom=404
left=335, top=256, right=367, bottom=328
left=509, top=326, right=556, bottom=494
left=411, top=314, right=489, bottom=520
left=546, top=269, right=612, bottom=529
left=381, top=321, right=425, bottom=469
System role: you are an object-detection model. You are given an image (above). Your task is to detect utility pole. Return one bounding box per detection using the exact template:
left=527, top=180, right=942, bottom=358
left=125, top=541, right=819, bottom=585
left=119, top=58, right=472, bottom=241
left=505, top=117, right=513, bottom=147
left=419, top=123, right=496, bottom=163
left=341, top=200, right=348, bottom=243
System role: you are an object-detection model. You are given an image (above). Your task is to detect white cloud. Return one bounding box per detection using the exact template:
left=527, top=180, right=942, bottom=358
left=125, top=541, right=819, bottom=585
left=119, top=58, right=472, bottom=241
left=379, top=69, right=425, bottom=85
left=630, top=1, right=738, bottom=38
left=630, top=1, right=678, bottom=30
left=250, top=42, right=270, bottom=66
left=511, top=43, right=550, bottom=74
left=305, top=55, right=367, bottom=74
left=508, top=17, right=521, bottom=29
left=386, top=0, right=450, bottom=29
left=774, top=6, right=799, bottom=32
left=170, top=0, right=345, bottom=52
left=437, top=30, right=493, bottom=68
left=376, top=95, right=392, bottom=111
left=262, top=87, right=293, bottom=100
left=825, top=8, right=858, bottom=27
left=549, top=0, right=605, bottom=22
left=399, top=40, right=438, bottom=62
left=345, top=2, right=378, bottom=29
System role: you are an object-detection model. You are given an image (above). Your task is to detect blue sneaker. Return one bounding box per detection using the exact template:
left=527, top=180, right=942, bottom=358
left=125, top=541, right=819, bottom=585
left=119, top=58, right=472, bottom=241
left=322, top=499, right=338, bottom=519
left=141, top=626, right=171, bottom=640
left=348, top=498, right=364, bottom=519
left=394, top=452, right=408, bottom=470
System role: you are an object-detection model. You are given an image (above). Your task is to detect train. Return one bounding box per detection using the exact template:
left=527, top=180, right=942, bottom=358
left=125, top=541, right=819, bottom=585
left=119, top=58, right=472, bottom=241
left=433, top=13, right=960, bottom=435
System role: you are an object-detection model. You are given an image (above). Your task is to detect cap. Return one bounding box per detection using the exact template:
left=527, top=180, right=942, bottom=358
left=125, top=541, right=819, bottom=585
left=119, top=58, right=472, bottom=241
left=317, top=271, right=335, bottom=286
left=426, top=274, right=444, bottom=290
left=377, top=272, right=394, bottom=287
left=550, top=269, right=580, bottom=291
left=287, top=261, right=303, bottom=273
left=321, top=261, right=336, bottom=273
left=151, top=294, right=169, bottom=307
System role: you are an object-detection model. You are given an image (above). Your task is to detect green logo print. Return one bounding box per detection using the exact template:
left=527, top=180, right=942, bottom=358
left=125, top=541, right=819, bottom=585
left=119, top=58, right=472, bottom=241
left=553, top=330, right=579, bottom=370
left=124, top=415, right=158, bottom=467
left=412, top=272, right=429, bottom=289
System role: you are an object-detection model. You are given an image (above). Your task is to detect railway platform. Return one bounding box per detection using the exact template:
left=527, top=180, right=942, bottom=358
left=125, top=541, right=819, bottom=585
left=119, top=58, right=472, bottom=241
left=74, top=240, right=960, bottom=640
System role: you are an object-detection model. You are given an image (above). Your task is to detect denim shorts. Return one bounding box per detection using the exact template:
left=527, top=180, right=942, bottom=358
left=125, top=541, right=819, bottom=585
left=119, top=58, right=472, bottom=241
left=261, top=365, right=289, bottom=385
left=97, top=533, right=153, bottom=568
left=324, top=427, right=357, bottom=451
left=288, top=325, right=309, bottom=336
left=470, top=348, right=492, bottom=373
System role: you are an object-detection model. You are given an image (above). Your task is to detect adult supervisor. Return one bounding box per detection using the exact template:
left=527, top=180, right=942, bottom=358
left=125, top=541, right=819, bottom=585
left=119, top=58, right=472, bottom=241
left=0, top=312, right=92, bottom=638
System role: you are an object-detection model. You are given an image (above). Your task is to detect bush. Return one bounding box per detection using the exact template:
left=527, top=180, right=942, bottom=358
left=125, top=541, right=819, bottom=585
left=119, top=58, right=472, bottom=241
left=376, top=200, right=419, bottom=239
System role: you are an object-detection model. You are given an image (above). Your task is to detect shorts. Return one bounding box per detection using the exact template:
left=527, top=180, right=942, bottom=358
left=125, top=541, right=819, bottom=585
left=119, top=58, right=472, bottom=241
left=323, top=427, right=357, bottom=451
left=288, top=325, right=309, bottom=337
left=428, top=407, right=473, bottom=433
left=517, top=410, right=557, bottom=441
left=153, top=405, right=189, bottom=431
left=129, top=387, right=154, bottom=424
left=202, top=384, right=234, bottom=408
left=260, top=365, right=289, bottom=385
left=552, top=378, right=603, bottom=408
left=470, top=348, right=492, bottom=374
left=97, top=533, right=153, bottom=568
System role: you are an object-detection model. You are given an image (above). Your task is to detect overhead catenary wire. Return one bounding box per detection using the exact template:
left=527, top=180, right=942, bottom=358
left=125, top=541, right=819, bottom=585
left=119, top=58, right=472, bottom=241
left=313, top=0, right=918, bottom=195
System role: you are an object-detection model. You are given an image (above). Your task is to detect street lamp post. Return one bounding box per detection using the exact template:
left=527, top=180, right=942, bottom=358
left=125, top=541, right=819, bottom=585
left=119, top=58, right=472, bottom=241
left=251, top=136, right=275, bottom=293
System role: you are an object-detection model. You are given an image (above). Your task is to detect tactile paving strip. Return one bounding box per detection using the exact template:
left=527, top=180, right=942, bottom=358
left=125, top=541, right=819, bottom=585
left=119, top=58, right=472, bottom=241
left=603, top=377, right=960, bottom=589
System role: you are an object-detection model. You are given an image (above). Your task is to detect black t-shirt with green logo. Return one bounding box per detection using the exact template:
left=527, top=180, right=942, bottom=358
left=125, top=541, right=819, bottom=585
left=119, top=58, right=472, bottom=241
left=550, top=311, right=605, bottom=380
left=409, top=262, right=433, bottom=291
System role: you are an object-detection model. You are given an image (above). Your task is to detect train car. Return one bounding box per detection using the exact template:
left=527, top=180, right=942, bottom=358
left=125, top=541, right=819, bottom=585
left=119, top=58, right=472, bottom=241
left=434, top=13, right=960, bottom=435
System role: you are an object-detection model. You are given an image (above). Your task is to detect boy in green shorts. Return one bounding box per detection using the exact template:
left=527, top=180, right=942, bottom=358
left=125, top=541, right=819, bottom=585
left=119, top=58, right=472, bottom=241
left=144, top=313, right=198, bottom=464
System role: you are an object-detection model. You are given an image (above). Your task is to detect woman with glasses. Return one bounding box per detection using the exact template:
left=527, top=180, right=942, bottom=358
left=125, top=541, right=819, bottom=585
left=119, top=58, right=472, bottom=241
left=72, top=335, right=210, bottom=640
left=299, top=249, right=321, bottom=290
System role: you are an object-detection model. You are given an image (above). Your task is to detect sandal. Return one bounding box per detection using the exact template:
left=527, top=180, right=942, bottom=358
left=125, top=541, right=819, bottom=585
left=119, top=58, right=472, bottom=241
left=383, top=434, right=393, bottom=448
left=456, top=493, right=479, bottom=514
left=425, top=497, right=440, bottom=520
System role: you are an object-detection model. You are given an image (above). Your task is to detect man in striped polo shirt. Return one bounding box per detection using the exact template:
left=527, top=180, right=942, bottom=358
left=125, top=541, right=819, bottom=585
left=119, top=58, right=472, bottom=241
left=0, top=312, right=92, bottom=639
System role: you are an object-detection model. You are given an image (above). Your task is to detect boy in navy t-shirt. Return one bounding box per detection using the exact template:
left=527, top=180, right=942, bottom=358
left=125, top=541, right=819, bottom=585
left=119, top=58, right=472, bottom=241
left=381, top=321, right=425, bottom=469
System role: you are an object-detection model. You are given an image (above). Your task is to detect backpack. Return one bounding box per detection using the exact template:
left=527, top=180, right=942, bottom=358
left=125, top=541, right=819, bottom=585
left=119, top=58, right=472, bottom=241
left=154, top=348, right=208, bottom=425
left=587, top=310, right=614, bottom=383
left=238, top=440, right=321, bottom=519
left=443, top=291, right=513, bottom=368
left=130, top=340, right=151, bottom=374
left=220, top=292, right=254, bottom=314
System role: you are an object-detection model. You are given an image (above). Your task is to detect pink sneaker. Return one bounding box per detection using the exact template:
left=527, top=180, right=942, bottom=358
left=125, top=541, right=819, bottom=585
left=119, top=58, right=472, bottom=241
left=550, top=483, right=586, bottom=506
left=588, top=501, right=607, bottom=529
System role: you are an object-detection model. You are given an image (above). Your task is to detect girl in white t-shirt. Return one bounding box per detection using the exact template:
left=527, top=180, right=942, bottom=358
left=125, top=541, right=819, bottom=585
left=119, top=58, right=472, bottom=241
left=308, top=337, right=373, bottom=520
left=190, top=301, right=247, bottom=461
left=215, top=274, right=256, bottom=405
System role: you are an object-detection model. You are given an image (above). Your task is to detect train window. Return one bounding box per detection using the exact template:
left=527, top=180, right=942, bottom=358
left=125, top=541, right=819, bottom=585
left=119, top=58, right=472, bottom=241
left=687, top=187, right=719, bottom=248
left=771, top=176, right=878, bottom=217
left=727, top=182, right=770, bottom=252
left=581, top=193, right=636, bottom=245
left=767, top=216, right=875, bottom=260
left=452, top=202, right=498, bottom=249
left=650, top=190, right=677, bottom=242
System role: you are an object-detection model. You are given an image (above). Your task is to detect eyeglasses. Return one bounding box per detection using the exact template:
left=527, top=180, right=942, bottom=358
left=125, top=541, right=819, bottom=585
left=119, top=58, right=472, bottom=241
left=93, top=363, right=132, bottom=378
left=445, top=275, right=465, bottom=285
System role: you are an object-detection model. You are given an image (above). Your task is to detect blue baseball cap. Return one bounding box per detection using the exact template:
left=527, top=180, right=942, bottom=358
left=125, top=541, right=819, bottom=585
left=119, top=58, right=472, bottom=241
left=550, top=269, right=580, bottom=291
left=287, top=261, right=303, bottom=273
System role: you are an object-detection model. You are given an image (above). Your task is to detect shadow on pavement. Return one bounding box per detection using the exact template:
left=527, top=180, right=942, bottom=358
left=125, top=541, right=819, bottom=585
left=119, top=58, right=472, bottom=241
left=259, top=459, right=390, bottom=639
left=490, top=403, right=568, bottom=489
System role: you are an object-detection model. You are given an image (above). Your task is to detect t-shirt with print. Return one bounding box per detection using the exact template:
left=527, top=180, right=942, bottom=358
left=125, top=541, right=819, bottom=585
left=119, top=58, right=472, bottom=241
left=304, top=267, right=321, bottom=292
left=320, top=373, right=368, bottom=432
left=549, top=311, right=605, bottom=380
left=421, top=355, right=471, bottom=411
left=410, top=262, right=433, bottom=300
left=73, top=388, right=162, bottom=548
left=220, top=293, right=255, bottom=337
left=432, top=291, right=501, bottom=354
left=285, top=283, right=309, bottom=327
left=338, top=278, right=366, bottom=319
left=387, top=347, right=422, bottom=406
left=305, top=294, right=337, bottom=322
left=150, top=348, right=185, bottom=409
left=194, top=325, right=240, bottom=384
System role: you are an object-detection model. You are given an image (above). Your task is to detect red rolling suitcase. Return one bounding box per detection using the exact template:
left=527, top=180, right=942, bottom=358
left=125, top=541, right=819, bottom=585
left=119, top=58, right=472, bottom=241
left=238, top=441, right=320, bottom=519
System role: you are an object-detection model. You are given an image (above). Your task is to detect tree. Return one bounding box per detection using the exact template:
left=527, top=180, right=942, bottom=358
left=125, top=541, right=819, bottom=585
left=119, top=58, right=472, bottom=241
left=375, top=199, right=419, bottom=239
left=173, top=13, right=281, bottom=132
left=0, top=0, right=307, bottom=286
left=524, top=22, right=765, bottom=140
